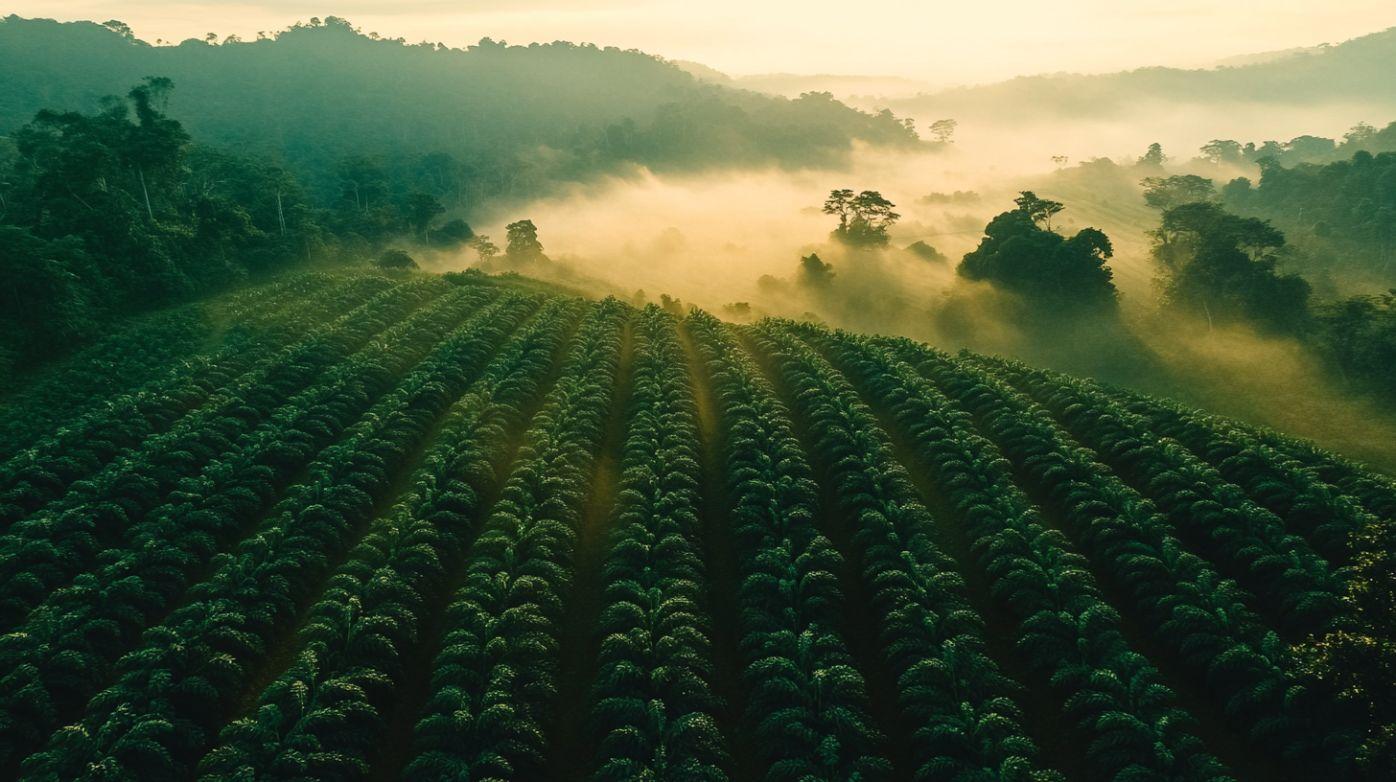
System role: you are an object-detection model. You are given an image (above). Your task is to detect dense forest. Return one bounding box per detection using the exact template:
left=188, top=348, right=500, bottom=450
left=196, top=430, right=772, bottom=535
left=0, top=16, right=918, bottom=204
left=1223, top=149, right=1396, bottom=282
left=0, top=15, right=921, bottom=372
left=0, top=75, right=480, bottom=373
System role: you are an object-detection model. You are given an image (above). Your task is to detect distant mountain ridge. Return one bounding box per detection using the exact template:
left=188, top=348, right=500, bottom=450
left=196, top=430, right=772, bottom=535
left=887, top=25, right=1396, bottom=118
left=0, top=15, right=917, bottom=200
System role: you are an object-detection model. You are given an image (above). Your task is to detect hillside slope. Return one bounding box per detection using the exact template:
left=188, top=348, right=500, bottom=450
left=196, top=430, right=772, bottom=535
left=889, top=26, right=1396, bottom=120
left=0, top=269, right=1390, bottom=781
left=0, top=15, right=916, bottom=199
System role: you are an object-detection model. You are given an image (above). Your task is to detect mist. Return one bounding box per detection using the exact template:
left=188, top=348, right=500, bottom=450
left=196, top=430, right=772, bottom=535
left=426, top=98, right=1396, bottom=469
left=6, top=10, right=1396, bottom=779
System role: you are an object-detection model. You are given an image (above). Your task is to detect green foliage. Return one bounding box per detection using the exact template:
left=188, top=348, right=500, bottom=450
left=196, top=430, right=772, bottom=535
left=1137, top=142, right=1166, bottom=167
left=823, top=189, right=899, bottom=247
left=15, top=283, right=536, bottom=779
left=429, top=218, right=474, bottom=248
left=904, top=240, right=948, bottom=263
left=201, top=298, right=577, bottom=780
left=1140, top=174, right=1215, bottom=211
left=0, top=228, right=96, bottom=363
left=504, top=218, right=547, bottom=264
left=886, top=339, right=1348, bottom=771
left=0, top=282, right=484, bottom=768
left=1295, top=512, right=1396, bottom=780
left=588, top=308, right=728, bottom=780
left=1151, top=201, right=1311, bottom=333
left=685, top=311, right=891, bottom=780
left=1223, top=150, right=1396, bottom=286
left=377, top=248, right=419, bottom=270
left=1012, top=191, right=1064, bottom=229
left=1314, top=292, right=1396, bottom=395
left=959, top=196, right=1117, bottom=313
left=0, top=74, right=499, bottom=371
left=407, top=301, right=628, bottom=780
left=400, top=191, right=445, bottom=240
left=0, top=77, right=327, bottom=367
left=1203, top=150, right=1396, bottom=398
left=1, top=270, right=1394, bottom=781
left=797, top=252, right=835, bottom=287
left=987, top=356, right=1348, bottom=640
left=0, top=16, right=918, bottom=207
left=753, top=323, right=1061, bottom=782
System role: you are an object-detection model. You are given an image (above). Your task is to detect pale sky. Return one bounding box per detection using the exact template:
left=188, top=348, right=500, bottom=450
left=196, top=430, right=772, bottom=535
left=11, top=1, right=1396, bottom=85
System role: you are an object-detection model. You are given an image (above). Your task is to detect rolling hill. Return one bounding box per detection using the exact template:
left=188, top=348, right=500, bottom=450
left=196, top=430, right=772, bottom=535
left=0, top=269, right=1389, bottom=780
left=886, top=25, right=1396, bottom=120
left=0, top=15, right=917, bottom=201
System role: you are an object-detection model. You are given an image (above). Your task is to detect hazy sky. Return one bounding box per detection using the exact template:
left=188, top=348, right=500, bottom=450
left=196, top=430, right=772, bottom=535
left=13, top=1, right=1396, bottom=85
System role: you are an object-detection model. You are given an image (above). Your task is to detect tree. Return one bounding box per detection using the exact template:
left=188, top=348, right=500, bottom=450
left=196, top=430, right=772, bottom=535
left=1012, top=191, right=1064, bottom=231
left=468, top=235, right=499, bottom=261
left=958, top=199, right=1117, bottom=312
left=403, top=192, right=444, bottom=239
left=822, top=189, right=855, bottom=232
left=101, top=20, right=135, bottom=41
left=505, top=219, right=546, bottom=262
left=1151, top=201, right=1310, bottom=333
left=1295, top=493, right=1396, bottom=778
left=0, top=78, right=354, bottom=366
left=1138, top=143, right=1166, bottom=167
left=1200, top=139, right=1244, bottom=165
left=337, top=157, right=388, bottom=213
left=929, top=118, right=957, bottom=144
left=905, top=240, right=947, bottom=263
left=1344, top=122, right=1378, bottom=148
left=125, top=77, right=188, bottom=222
left=823, top=189, right=899, bottom=246
left=798, top=253, right=835, bottom=287
left=376, top=248, right=418, bottom=269
left=1311, top=292, right=1396, bottom=386
left=430, top=218, right=474, bottom=248
left=1220, top=176, right=1253, bottom=205
left=1140, top=175, right=1216, bottom=211
left=1286, top=135, right=1337, bottom=162
left=0, top=228, right=95, bottom=367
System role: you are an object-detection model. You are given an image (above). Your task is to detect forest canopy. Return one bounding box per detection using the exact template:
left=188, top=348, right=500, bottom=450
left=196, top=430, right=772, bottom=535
left=0, top=76, right=476, bottom=372
left=0, top=15, right=919, bottom=207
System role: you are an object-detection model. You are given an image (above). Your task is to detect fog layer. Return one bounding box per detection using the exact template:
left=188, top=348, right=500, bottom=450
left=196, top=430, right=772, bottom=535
left=435, top=101, right=1396, bottom=469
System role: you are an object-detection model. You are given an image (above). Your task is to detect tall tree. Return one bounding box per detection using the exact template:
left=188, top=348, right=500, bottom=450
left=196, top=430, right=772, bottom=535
left=929, top=118, right=957, bottom=144
left=337, top=157, right=388, bottom=213
left=958, top=198, right=1117, bottom=312
left=505, top=219, right=546, bottom=262
left=1140, top=175, right=1216, bottom=211
left=403, top=192, right=445, bottom=240
left=0, top=78, right=362, bottom=368
left=798, top=252, right=835, bottom=287
left=1151, top=201, right=1310, bottom=333
left=468, top=234, right=499, bottom=262
left=823, top=189, right=899, bottom=247
left=124, top=77, right=188, bottom=222
left=822, top=189, right=855, bottom=232
left=1200, top=139, right=1244, bottom=165
left=1138, top=142, right=1166, bottom=167
left=1012, top=191, right=1064, bottom=231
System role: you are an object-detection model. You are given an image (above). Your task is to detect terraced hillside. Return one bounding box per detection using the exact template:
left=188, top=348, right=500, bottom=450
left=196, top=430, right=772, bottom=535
left=0, top=271, right=1391, bottom=781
